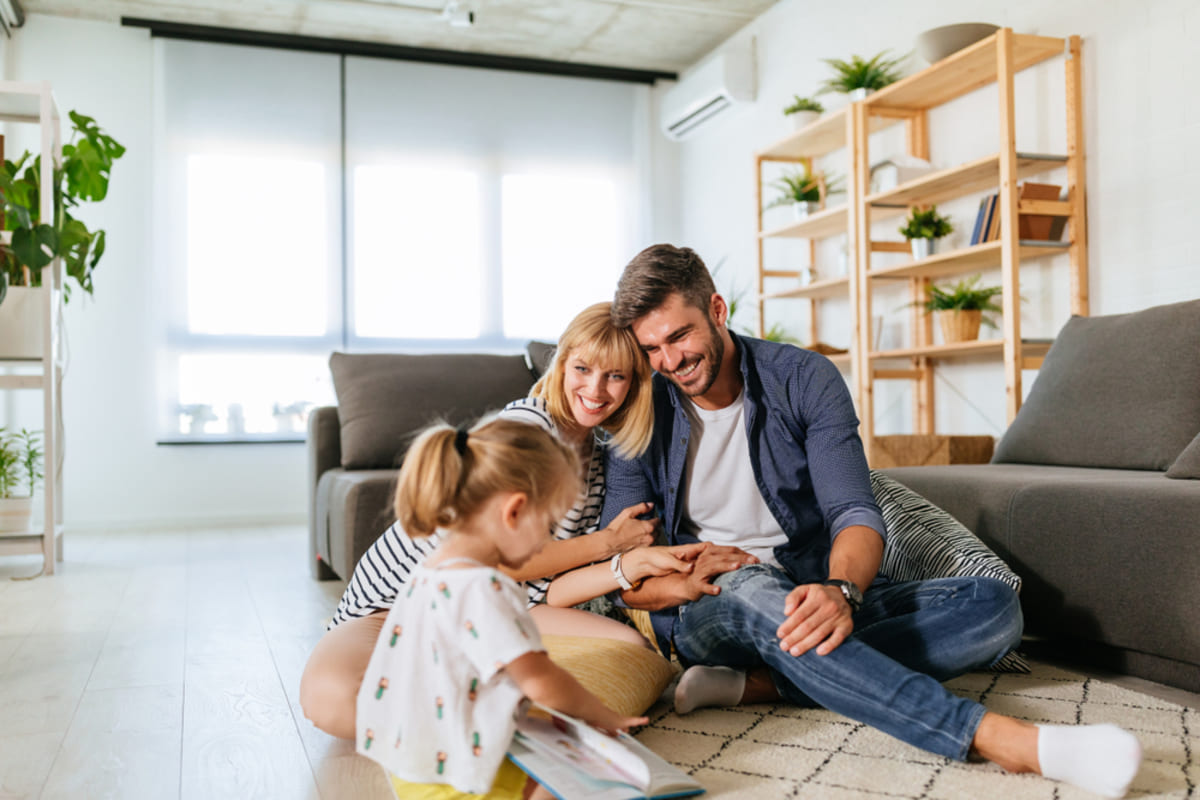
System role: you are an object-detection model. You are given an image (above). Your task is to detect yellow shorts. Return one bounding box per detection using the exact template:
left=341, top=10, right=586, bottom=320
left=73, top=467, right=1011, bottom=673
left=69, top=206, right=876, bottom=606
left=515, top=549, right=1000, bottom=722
left=389, top=758, right=528, bottom=800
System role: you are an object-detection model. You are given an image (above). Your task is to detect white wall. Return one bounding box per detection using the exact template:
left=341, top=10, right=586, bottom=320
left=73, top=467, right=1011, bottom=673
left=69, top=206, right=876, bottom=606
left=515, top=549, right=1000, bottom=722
left=4, top=15, right=307, bottom=529
left=656, top=0, right=1200, bottom=437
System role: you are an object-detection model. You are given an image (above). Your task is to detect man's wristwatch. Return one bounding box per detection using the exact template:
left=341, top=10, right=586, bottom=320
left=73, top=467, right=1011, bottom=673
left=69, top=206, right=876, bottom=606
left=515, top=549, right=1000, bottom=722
left=822, top=579, right=863, bottom=613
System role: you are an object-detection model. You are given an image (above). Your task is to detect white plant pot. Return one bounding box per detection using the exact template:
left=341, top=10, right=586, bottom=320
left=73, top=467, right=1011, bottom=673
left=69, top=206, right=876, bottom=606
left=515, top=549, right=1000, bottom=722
left=848, top=87, right=875, bottom=101
left=0, top=286, right=45, bottom=359
left=793, top=201, right=820, bottom=220
left=0, top=496, right=34, bottom=535
left=910, top=238, right=936, bottom=259
left=790, top=110, right=820, bottom=130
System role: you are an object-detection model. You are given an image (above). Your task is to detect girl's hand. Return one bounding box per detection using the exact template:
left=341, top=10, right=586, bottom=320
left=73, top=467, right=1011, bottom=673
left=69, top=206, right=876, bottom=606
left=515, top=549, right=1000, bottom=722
left=603, top=502, right=658, bottom=555
left=587, top=710, right=650, bottom=737
left=624, top=543, right=708, bottom=582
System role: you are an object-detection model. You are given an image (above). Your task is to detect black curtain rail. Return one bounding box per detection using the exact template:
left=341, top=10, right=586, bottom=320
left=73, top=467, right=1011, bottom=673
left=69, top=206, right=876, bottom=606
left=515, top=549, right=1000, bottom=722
left=120, top=16, right=676, bottom=85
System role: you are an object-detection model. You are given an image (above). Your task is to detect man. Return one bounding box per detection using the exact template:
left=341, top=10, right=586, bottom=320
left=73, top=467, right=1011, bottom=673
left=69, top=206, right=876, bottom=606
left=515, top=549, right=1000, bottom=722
left=599, top=244, right=1141, bottom=798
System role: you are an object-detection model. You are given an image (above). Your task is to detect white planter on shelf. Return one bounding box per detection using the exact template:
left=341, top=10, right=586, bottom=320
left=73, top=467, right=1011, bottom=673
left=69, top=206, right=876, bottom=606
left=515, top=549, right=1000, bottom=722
left=0, top=286, right=45, bottom=359
left=789, top=110, right=820, bottom=130
left=0, top=496, right=34, bottom=535
left=910, top=238, right=936, bottom=260
left=793, top=201, right=820, bottom=220
left=848, top=87, right=875, bottom=101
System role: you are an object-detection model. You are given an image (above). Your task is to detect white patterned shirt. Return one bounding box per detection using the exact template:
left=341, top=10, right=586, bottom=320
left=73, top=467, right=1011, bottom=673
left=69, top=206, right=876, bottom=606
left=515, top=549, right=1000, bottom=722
left=355, top=564, right=543, bottom=792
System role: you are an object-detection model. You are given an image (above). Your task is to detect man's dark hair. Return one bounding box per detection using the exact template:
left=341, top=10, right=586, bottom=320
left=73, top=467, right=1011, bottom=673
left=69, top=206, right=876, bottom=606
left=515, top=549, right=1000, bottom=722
left=612, top=244, right=716, bottom=328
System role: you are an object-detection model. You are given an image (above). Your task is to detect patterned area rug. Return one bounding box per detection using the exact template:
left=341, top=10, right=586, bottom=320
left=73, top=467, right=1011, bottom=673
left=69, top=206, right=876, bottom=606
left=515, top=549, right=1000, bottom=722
left=633, top=662, right=1197, bottom=799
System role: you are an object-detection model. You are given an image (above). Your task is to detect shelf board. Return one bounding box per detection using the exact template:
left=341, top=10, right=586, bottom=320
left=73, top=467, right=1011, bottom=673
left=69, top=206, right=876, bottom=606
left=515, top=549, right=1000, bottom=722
left=761, top=274, right=850, bottom=301
left=760, top=203, right=849, bottom=240
left=866, top=32, right=1066, bottom=112
left=759, top=107, right=898, bottom=160
left=870, top=338, right=1052, bottom=361
left=825, top=352, right=852, bottom=369
left=868, top=239, right=1070, bottom=281
left=866, top=152, right=1067, bottom=217
left=0, top=80, right=61, bottom=123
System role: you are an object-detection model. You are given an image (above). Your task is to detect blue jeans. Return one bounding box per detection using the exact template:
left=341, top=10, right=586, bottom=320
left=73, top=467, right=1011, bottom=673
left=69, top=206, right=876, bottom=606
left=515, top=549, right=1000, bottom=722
left=672, top=565, right=1023, bottom=761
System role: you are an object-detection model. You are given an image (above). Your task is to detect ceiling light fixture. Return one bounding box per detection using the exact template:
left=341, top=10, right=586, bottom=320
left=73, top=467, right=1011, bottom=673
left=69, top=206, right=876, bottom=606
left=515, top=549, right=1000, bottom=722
left=351, top=0, right=474, bottom=27
left=441, top=1, right=475, bottom=28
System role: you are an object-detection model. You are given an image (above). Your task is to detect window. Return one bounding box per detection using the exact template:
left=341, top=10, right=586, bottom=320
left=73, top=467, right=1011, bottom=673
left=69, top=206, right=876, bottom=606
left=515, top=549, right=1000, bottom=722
left=156, top=40, right=646, bottom=442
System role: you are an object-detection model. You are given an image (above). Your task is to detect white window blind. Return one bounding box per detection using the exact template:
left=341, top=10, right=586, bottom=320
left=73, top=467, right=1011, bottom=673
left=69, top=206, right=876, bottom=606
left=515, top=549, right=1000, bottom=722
left=156, top=40, right=645, bottom=442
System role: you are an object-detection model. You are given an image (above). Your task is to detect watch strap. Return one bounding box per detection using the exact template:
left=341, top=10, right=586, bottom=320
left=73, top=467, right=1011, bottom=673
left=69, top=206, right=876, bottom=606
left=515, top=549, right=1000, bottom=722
left=611, top=553, right=635, bottom=591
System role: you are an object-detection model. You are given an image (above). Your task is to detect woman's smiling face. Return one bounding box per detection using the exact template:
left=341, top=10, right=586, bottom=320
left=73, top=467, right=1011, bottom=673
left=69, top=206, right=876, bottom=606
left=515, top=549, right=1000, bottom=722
left=561, top=351, right=631, bottom=430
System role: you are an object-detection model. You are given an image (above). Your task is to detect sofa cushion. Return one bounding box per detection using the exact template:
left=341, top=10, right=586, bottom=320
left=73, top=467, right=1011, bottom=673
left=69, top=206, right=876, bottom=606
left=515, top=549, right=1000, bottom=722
left=870, top=471, right=1028, bottom=672
left=525, top=340, right=557, bottom=379
left=992, top=299, right=1200, bottom=470
left=1166, top=431, right=1200, bottom=479
left=329, top=352, right=536, bottom=469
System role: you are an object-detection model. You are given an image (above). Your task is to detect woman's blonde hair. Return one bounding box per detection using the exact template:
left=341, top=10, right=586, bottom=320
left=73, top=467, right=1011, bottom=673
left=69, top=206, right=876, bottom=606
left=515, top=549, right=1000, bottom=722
left=394, top=417, right=581, bottom=538
left=531, top=301, right=654, bottom=459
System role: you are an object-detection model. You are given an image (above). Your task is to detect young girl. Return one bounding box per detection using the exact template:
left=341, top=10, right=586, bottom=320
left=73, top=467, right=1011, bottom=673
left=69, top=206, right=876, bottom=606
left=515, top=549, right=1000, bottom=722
left=356, top=417, right=687, bottom=799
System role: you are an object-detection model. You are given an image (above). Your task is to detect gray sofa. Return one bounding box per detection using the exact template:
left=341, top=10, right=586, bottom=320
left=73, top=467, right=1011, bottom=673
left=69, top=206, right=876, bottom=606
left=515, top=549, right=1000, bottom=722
left=308, top=349, right=547, bottom=581
left=883, top=298, right=1200, bottom=693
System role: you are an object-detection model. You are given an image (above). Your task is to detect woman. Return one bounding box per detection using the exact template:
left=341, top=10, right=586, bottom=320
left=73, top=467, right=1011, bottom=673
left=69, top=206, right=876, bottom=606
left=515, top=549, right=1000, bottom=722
left=301, top=302, right=682, bottom=740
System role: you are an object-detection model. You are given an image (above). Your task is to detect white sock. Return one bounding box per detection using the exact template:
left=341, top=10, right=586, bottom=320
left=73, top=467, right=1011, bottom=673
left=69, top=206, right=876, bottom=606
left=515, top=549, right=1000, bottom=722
left=1037, top=723, right=1142, bottom=798
left=673, top=666, right=745, bottom=715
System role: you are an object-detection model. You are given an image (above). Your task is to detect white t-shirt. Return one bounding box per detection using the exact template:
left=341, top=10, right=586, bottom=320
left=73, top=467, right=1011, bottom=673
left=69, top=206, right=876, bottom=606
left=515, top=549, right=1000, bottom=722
left=681, top=389, right=788, bottom=567
left=356, top=562, right=544, bottom=793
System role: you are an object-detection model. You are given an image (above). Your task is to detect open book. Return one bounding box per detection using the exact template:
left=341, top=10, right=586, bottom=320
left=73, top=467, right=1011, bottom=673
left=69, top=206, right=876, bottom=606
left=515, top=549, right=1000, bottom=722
left=507, top=706, right=704, bottom=800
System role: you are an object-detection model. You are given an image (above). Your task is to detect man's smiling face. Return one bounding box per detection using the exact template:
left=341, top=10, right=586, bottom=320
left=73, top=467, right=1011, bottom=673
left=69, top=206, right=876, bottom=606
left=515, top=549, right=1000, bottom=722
left=630, top=292, right=726, bottom=400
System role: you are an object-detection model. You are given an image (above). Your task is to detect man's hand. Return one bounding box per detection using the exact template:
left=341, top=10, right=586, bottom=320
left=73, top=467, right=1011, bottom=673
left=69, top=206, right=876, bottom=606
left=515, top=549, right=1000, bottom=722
left=602, top=502, right=658, bottom=555
left=776, top=583, right=854, bottom=657
left=677, top=544, right=759, bottom=602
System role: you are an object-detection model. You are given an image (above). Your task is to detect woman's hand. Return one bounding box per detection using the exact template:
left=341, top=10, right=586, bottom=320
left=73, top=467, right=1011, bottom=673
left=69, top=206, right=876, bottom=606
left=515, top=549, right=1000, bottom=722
left=602, top=502, right=658, bottom=555
left=622, top=543, right=708, bottom=583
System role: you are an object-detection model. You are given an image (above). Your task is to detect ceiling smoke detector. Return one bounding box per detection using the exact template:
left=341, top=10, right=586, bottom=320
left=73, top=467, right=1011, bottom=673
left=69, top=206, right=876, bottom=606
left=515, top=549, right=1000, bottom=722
left=442, top=1, right=475, bottom=28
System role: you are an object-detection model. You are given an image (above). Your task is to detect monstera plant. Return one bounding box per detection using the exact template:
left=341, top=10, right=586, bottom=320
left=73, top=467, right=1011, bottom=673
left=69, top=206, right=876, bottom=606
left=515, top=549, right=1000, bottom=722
left=0, top=110, right=125, bottom=305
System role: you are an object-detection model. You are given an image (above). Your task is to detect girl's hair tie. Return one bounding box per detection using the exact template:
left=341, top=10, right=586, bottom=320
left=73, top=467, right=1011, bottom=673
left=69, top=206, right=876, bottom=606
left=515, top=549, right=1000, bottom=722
left=454, top=428, right=469, bottom=456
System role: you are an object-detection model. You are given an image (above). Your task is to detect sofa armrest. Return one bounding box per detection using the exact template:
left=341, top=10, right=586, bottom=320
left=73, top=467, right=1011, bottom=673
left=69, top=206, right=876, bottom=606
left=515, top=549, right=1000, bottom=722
left=308, top=406, right=342, bottom=579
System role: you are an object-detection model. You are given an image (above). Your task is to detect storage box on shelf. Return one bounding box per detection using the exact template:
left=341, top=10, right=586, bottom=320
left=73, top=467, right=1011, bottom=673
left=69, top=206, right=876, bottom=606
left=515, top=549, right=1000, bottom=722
left=0, top=80, right=65, bottom=572
left=849, top=28, right=1087, bottom=463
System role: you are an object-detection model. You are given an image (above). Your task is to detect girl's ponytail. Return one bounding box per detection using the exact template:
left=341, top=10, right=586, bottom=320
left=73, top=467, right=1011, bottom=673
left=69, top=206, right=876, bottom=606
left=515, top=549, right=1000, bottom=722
left=393, top=418, right=580, bottom=537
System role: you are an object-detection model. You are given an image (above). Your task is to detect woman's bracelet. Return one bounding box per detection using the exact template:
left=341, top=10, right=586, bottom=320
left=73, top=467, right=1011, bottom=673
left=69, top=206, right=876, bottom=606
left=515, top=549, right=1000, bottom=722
left=610, top=552, right=640, bottom=591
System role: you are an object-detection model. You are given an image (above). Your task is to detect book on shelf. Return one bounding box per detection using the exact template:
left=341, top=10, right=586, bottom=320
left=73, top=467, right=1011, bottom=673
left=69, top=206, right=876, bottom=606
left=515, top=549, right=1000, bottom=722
left=969, top=196, right=988, bottom=246
left=507, top=705, right=705, bottom=800
left=1018, top=182, right=1065, bottom=240
left=985, top=192, right=1002, bottom=241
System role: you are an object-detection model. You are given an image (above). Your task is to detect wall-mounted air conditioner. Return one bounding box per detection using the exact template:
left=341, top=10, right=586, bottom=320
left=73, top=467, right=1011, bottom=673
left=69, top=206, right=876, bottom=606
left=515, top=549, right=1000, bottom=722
left=661, top=43, right=755, bottom=141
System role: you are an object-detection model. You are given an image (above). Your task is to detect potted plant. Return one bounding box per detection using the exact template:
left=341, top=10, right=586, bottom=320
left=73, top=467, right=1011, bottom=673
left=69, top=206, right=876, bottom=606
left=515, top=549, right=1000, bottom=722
left=766, top=166, right=843, bottom=219
left=818, top=50, right=907, bottom=100
left=783, top=95, right=825, bottom=130
left=916, top=275, right=1003, bottom=343
left=0, top=427, right=42, bottom=534
left=899, top=205, right=954, bottom=259
left=0, top=111, right=125, bottom=356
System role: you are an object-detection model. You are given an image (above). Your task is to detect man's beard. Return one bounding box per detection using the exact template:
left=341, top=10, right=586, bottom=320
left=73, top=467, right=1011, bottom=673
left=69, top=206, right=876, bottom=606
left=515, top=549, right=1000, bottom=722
left=673, top=319, right=725, bottom=397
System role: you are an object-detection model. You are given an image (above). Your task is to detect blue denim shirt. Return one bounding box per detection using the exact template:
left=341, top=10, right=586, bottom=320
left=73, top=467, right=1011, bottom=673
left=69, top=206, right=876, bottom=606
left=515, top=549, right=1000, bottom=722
left=599, top=331, right=886, bottom=645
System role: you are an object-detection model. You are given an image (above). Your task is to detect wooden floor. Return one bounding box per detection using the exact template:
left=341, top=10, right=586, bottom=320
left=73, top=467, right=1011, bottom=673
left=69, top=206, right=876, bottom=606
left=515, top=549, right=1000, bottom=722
left=0, top=526, right=392, bottom=800
left=1, top=525, right=1197, bottom=799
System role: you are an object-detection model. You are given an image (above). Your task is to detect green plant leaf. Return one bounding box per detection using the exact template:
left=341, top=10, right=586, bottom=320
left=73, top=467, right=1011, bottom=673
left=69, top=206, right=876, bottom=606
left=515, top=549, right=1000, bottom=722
left=11, top=225, right=56, bottom=270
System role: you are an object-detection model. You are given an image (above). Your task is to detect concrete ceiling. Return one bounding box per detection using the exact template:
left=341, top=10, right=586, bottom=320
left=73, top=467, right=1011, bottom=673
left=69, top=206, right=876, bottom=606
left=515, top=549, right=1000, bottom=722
left=17, top=0, right=779, bottom=75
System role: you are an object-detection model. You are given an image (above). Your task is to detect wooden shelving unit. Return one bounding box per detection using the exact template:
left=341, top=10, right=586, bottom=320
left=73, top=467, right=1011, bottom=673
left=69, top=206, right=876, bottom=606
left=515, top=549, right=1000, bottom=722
left=754, top=28, right=1088, bottom=463
left=754, top=105, right=865, bottom=389
left=0, top=80, right=65, bottom=573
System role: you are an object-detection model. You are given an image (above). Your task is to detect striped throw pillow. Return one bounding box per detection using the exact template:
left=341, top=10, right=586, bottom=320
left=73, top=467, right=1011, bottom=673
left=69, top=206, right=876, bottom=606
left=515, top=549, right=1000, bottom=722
left=871, top=471, right=1030, bottom=673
